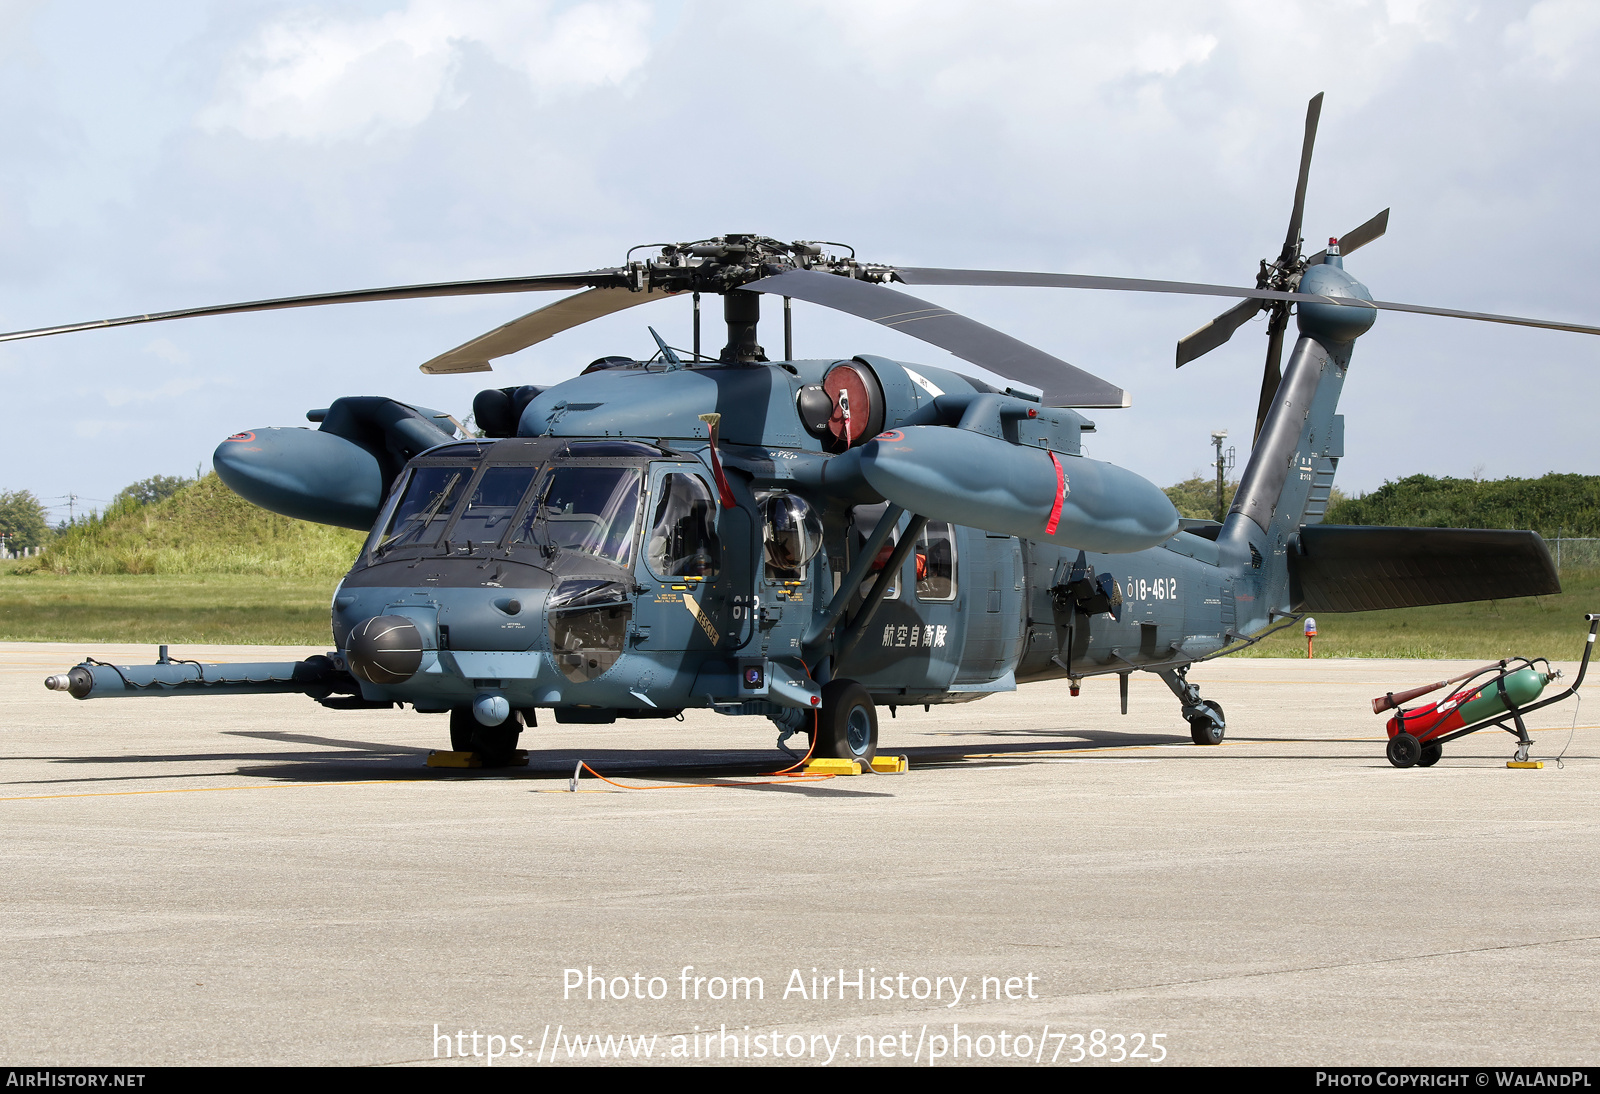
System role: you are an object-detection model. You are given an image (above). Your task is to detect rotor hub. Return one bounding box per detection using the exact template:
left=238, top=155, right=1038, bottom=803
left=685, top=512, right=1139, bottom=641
left=624, top=234, right=894, bottom=296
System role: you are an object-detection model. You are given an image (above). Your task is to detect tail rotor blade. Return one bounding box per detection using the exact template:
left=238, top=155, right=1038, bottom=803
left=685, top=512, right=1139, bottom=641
left=1280, top=92, right=1324, bottom=265
left=1176, top=297, right=1267, bottom=367
left=1337, top=207, right=1389, bottom=255
left=1308, top=208, right=1391, bottom=265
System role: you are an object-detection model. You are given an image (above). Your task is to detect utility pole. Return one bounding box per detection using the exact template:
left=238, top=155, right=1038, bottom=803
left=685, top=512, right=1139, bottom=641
left=1210, top=431, right=1235, bottom=523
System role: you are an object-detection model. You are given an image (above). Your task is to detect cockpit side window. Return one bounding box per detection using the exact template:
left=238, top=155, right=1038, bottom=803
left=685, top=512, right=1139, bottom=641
left=647, top=473, right=720, bottom=578
left=510, top=465, right=642, bottom=568
left=373, top=465, right=469, bottom=553
left=450, top=465, right=540, bottom=545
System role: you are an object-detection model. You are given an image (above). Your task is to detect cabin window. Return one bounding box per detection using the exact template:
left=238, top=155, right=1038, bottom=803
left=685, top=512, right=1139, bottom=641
left=510, top=466, right=642, bottom=568
left=647, top=474, right=721, bottom=578
left=915, top=521, right=957, bottom=601
left=374, top=466, right=468, bottom=552
left=450, top=465, right=540, bottom=545
left=850, top=503, right=899, bottom=600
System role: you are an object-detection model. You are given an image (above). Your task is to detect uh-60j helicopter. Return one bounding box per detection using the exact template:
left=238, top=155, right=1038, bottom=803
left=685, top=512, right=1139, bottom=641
left=21, top=94, right=1591, bottom=766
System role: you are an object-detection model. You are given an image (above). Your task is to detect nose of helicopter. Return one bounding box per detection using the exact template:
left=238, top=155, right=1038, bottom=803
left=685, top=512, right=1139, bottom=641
left=346, top=615, right=425, bottom=685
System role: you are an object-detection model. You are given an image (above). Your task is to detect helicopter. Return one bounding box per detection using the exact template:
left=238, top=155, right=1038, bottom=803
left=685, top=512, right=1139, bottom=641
left=24, top=93, right=1587, bottom=767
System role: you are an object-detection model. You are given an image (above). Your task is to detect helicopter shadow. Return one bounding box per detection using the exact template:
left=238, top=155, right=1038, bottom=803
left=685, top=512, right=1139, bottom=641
left=218, top=737, right=897, bottom=796
left=7, top=729, right=433, bottom=789
left=12, top=728, right=890, bottom=795
left=896, top=727, right=1186, bottom=767
left=12, top=726, right=1187, bottom=794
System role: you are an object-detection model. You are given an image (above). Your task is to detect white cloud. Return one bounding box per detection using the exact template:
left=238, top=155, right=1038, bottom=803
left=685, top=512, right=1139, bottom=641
left=102, top=375, right=210, bottom=408
left=71, top=418, right=135, bottom=439
left=803, top=0, right=1225, bottom=103
left=1506, top=0, right=1600, bottom=79
left=198, top=0, right=654, bottom=142
left=142, top=337, right=190, bottom=366
left=1135, top=32, right=1218, bottom=76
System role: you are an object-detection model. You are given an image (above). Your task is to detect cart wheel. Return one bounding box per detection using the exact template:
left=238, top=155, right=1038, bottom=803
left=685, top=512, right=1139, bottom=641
left=1417, top=742, right=1443, bottom=768
left=1386, top=732, right=1422, bottom=768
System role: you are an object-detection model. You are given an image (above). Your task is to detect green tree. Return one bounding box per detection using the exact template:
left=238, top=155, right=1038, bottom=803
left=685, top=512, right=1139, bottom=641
left=113, top=474, right=193, bottom=508
left=0, top=490, right=53, bottom=551
left=1325, top=473, right=1600, bottom=535
left=1164, top=475, right=1238, bottom=521
left=1164, top=478, right=1343, bottom=522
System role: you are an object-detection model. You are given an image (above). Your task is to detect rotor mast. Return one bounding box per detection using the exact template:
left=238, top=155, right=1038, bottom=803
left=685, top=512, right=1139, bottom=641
left=720, top=291, right=765, bottom=363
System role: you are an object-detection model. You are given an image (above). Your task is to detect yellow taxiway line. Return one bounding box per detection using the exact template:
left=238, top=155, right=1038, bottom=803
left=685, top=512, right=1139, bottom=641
left=0, top=779, right=416, bottom=803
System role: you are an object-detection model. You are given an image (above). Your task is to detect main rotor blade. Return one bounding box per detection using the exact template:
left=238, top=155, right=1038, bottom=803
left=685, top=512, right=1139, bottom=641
left=1308, top=208, right=1390, bottom=265
left=0, top=270, right=627, bottom=346
left=743, top=268, right=1129, bottom=408
left=1176, top=297, right=1266, bottom=367
left=1280, top=92, right=1324, bottom=266
left=419, top=287, right=675, bottom=375
left=893, top=266, right=1600, bottom=338
left=1254, top=305, right=1290, bottom=442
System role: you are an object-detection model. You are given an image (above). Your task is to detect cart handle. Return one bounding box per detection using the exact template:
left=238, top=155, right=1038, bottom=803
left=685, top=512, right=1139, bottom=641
left=1503, top=613, right=1600, bottom=721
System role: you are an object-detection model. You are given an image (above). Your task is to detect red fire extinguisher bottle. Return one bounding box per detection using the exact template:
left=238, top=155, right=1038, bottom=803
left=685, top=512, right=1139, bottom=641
left=1387, top=667, right=1551, bottom=742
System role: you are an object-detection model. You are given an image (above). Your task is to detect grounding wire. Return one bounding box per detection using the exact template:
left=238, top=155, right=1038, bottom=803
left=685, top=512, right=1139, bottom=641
left=1554, top=692, right=1581, bottom=770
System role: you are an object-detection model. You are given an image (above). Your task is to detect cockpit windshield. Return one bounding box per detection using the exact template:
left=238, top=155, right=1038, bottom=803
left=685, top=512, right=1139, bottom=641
left=452, top=465, right=539, bottom=544
left=510, top=466, right=642, bottom=568
left=374, top=466, right=467, bottom=552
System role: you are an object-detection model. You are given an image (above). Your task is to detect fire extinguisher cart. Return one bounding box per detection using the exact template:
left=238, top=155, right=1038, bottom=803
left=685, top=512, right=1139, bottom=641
left=1381, top=614, right=1598, bottom=769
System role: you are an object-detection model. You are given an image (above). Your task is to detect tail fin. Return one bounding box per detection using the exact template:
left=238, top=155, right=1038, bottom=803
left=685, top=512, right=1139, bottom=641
left=1225, top=334, right=1350, bottom=544
left=1218, top=255, right=1373, bottom=626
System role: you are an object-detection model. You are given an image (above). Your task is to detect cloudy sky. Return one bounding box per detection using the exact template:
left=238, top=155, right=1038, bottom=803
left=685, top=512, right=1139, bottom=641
left=2, top=0, right=1596, bottom=521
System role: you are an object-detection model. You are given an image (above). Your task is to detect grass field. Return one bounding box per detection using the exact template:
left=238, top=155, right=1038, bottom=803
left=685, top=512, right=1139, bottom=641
left=1235, top=566, right=1600, bottom=661
left=0, top=569, right=337, bottom=645
left=4, top=561, right=1596, bottom=660
left=19, top=473, right=365, bottom=578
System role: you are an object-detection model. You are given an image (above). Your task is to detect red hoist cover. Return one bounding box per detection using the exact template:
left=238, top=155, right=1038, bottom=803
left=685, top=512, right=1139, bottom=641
left=822, top=362, right=875, bottom=449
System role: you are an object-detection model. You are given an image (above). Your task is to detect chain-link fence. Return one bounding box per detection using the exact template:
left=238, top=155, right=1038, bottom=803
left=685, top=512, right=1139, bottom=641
left=1552, top=537, right=1600, bottom=571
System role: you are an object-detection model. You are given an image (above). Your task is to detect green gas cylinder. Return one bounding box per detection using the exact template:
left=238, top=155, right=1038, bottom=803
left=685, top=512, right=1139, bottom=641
left=1457, top=667, right=1550, bottom=724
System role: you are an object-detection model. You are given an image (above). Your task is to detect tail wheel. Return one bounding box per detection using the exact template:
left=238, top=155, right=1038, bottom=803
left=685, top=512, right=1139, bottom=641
left=1188, top=699, right=1225, bottom=745
left=449, top=707, right=523, bottom=766
left=814, top=680, right=879, bottom=763
left=1386, top=731, right=1422, bottom=768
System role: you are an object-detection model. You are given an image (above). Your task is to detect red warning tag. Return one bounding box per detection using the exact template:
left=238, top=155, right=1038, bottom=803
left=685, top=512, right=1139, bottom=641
left=1045, top=452, right=1066, bottom=536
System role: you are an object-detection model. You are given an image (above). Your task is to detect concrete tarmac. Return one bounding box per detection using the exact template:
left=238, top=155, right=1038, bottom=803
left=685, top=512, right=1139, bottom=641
left=1, top=640, right=1597, bottom=1067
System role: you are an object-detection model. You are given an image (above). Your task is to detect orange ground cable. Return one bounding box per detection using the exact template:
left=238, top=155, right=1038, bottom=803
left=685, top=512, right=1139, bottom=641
left=572, top=696, right=831, bottom=792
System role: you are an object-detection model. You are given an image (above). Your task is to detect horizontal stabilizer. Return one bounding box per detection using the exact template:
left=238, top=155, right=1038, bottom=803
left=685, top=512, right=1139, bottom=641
left=1288, top=526, right=1559, bottom=613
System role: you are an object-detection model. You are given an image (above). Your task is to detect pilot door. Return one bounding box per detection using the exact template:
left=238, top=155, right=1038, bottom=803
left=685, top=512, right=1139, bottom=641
left=631, top=465, right=738, bottom=655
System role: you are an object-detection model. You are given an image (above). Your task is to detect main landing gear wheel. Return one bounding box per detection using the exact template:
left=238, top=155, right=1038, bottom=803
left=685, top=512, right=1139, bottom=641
left=1188, top=699, right=1226, bottom=746
left=814, top=679, right=879, bottom=763
left=1386, top=731, right=1422, bottom=768
left=449, top=707, right=523, bottom=766
left=1418, top=741, right=1443, bottom=768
